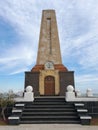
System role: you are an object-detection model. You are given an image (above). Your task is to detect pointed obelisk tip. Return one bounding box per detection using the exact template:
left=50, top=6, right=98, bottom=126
left=42, top=9, right=55, bottom=12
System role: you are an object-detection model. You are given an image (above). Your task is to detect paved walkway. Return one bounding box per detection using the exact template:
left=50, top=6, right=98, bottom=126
left=0, top=124, right=98, bottom=130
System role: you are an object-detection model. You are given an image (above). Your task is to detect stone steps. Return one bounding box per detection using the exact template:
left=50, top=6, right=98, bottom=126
left=22, top=111, right=76, bottom=116
left=8, top=97, right=81, bottom=124
left=24, top=105, right=73, bottom=108
left=21, top=115, right=78, bottom=120
left=20, top=120, right=80, bottom=124
left=23, top=108, right=75, bottom=112
left=19, top=97, right=80, bottom=124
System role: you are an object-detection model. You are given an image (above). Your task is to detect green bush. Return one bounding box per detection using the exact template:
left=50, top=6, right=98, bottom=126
left=0, top=92, right=15, bottom=121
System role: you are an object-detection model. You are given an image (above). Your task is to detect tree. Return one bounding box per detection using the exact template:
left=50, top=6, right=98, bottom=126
left=0, top=91, right=14, bottom=121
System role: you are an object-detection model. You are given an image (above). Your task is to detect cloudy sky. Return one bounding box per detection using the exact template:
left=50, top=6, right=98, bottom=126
left=0, top=0, right=98, bottom=93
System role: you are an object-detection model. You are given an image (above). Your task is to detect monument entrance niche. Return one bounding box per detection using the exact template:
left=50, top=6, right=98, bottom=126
left=44, top=76, right=55, bottom=96
left=24, top=10, right=75, bottom=96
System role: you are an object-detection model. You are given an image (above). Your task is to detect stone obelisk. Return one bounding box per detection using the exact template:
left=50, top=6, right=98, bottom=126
left=25, top=10, right=75, bottom=96
left=37, top=10, right=62, bottom=64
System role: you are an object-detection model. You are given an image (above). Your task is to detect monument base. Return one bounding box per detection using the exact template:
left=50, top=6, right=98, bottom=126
left=25, top=70, right=75, bottom=96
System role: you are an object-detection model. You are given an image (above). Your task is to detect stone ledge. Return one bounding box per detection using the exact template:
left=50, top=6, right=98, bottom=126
left=80, top=116, right=92, bottom=125
left=74, top=103, right=84, bottom=106
left=77, top=109, right=88, bottom=112
left=12, top=109, right=22, bottom=113
left=80, top=116, right=92, bottom=119
left=8, top=117, right=20, bottom=119
left=15, top=104, right=25, bottom=106
left=66, top=97, right=98, bottom=102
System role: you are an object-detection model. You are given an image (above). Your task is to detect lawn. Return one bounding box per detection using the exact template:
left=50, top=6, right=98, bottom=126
left=0, top=118, right=8, bottom=125
left=90, top=118, right=98, bottom=125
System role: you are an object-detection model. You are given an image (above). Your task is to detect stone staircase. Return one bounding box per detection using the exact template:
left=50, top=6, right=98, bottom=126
left=19, top=97, right=80, bottom=124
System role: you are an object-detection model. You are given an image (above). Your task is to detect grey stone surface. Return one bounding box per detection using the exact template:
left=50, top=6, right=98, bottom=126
left=80, top=116, right=92, bottom=119
left=0, top=124, right=98, bottom=130
left=65, top=97, right=98, bottom=102
left=15, top=104, right=25, bottom=106
left=77, top=109, right=88, bottom=112
left=12, top=109, right=22, bottom=113
left=74, top=103, right=84, bottom=106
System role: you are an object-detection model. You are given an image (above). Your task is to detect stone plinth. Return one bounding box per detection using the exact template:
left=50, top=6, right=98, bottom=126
left=65, top=85, right=75, bottom=101
left=24, top=86, right=34, bottom=102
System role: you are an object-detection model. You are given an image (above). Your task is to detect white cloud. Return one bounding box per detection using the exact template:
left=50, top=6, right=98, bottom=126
left=79, top=42, right=98, bottom=70
left=59, top=1, right=98, bottom=71
left=0, top=1, right=41, bottom=42
left=0, top=43, right=36, bottom=74
left=0, top=0, right=98, bottom=93
left=0, top=0, right=98, bottom=76
left=76, top=74, right=98, bottom=83
left=75, top=73, right=98, bottom=92
left=9, top=68, right=29, bottom=75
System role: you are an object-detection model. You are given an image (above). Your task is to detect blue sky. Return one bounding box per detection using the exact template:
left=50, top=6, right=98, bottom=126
left=0, top=0, right=98, bottom=93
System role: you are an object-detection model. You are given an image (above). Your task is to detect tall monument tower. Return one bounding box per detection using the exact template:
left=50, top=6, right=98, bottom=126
left=37, top=10, right=62, bottom=64
left=25, top=10, right=75, bottom=96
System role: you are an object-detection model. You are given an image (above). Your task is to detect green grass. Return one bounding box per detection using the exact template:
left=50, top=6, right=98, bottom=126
left=91, top=118, right=98, bottom=125
left=0, top=118, right=8, bottom=125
